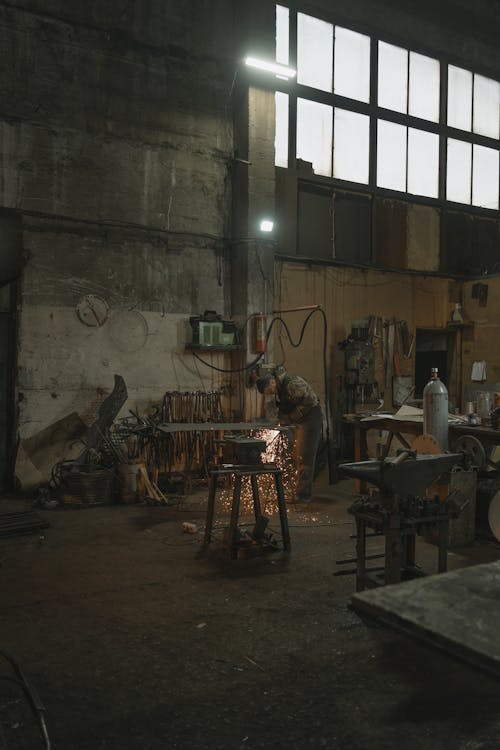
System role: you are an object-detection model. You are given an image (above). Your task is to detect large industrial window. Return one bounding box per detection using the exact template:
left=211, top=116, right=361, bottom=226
left=274, top=5, right=500, bottom=213
left=297, top=13, right=333, bottom=92
left=296, top=98, right=332, bottom=176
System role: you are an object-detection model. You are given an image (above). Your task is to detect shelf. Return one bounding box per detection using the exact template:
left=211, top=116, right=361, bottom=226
left=446, top=321, right=475, bottom=329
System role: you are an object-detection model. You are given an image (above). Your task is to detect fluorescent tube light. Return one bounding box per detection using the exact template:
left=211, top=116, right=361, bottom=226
left=245, top=57, right=296, bottom=79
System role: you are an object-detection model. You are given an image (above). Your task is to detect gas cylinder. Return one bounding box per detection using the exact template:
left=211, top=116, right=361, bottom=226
left=423, top=367, right=449, bottom=450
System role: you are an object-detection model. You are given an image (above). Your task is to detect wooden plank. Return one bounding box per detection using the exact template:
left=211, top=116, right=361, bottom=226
left=350, top=561, right=500, bottom=678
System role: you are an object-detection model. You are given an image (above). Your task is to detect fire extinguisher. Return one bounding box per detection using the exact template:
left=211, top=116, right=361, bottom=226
left=252, top=313, right=267, bottom=353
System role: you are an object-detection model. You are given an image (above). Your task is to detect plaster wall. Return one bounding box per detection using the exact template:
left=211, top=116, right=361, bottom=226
left=17, top=305, right=231, bottom=436
left=15, top=220, right=233, bottom=482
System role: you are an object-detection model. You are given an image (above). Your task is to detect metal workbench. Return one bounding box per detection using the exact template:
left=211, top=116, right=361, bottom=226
left=156, top=421, right=281, bottom=434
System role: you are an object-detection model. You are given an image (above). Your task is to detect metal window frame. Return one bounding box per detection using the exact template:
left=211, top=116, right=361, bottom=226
left=273, top=4, right=500, bottom=220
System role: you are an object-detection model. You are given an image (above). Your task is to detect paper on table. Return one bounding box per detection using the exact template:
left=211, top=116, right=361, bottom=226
left=360, top=405, right=424, bottom=422
left=361, top=403, right=468, bottom=424
left=395, top=405, right=423, bottom=417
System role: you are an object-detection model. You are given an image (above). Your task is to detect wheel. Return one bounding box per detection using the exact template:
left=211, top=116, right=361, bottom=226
left=451, top=434, right=487, bottom=469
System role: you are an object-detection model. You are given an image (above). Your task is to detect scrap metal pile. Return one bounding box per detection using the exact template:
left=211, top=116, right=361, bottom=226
left=46, top=380, right=293, bottom=506
left=47, top=382, right=229, bottom=505
left=0, top=510, right=49, bottom=539
left=49, top=374, right=128, bottom=506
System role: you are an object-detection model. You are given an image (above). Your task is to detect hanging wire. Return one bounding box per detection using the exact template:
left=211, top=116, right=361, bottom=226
left=190, top=305, right=335, bottom=483
left=270, top=306, right=334, bottom=484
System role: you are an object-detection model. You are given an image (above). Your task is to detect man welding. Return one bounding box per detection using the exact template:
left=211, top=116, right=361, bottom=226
left=256, top=369, right=323, bottom=507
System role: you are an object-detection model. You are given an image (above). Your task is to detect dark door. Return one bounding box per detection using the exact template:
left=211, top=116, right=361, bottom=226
left=415, top=330, right=448, bottom=397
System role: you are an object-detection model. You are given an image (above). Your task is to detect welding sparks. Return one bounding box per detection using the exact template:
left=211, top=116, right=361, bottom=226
left=217, top=429, right=297, bottom=516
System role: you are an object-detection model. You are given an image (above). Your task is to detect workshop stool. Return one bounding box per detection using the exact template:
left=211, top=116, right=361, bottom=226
left=203, top=464, right=291, bottom=558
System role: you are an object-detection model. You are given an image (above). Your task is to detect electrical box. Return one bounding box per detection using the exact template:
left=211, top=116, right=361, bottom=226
left=198, top=321, right=223, bottom=346
left=189, top=311, right=238, bottom=347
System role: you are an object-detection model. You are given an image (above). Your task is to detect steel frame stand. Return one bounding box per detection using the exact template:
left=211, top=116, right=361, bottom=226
left=352, top=502, right=450, bottom=591
left=203, top=464, right=291, bottom=558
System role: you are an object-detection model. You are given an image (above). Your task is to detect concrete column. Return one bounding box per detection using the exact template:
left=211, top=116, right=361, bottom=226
left=231, top=1, right=276, bottom=324
left=232, top=86, right=276, bottom=321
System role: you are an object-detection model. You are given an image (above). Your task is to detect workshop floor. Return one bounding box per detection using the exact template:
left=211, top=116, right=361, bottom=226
left=1, top=475, right=500, bottom=750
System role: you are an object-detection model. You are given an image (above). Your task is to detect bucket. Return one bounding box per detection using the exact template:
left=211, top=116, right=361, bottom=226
left=57, top=464, right=114, bottom=506
left=476, top=392, right=492, bottom=424
left=119, top=462, right=145, bottom=504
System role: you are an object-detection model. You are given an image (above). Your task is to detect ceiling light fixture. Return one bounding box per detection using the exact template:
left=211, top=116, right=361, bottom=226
left=259, top=219, right=274, bottom=233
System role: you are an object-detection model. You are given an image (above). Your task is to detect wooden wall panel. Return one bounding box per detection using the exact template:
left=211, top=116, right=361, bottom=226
left=473, top=218, right=500, bottom=276
left=407, top=204, right=440, bottom=272
left=462, top=277, right=500, bottom=399
left=297, top=186, right=333, bottom=260
left=374, top=199, right=407, bottom=269
left=334, top=193, right=371, bottom=264
left=273, top=262, right=451, bottom=407
left=442, top=211, right=473, bottom=275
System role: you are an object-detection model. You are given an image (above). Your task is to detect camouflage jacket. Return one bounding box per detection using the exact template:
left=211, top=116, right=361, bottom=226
left=275, top=371, right=319, bottom=423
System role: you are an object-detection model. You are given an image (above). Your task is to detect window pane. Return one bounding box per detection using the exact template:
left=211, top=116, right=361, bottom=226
left=275, top=92, right=288, bottom=168
left=333, top=109, right=370, bottom=184
left=334, top=27, right=370, bottom=103
left=407, top=128, right=439, bottom=198
left=409, top=52, right=440, bottom=122
left=473, top=75, right=500, bottom=139
left=276, top=5, right=289, bottom=65
left=447, top=65, right=472, bottom=131
left=377, top=120, right=406, bottom=191
left=296, top=98, right=333, bottom=176
left=378, top=42, right=407, bottom=113
left=447, top=139, right=472, bottom=204
left=472, top=144, right=499, bottom=209
left=297, top=13, right=333, bottom=92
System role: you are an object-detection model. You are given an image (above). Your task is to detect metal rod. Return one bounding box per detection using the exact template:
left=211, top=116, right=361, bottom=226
left=336, top=553, right=385, bottom=565
left=333, top=566, right=385, bottom=577
left=271, top=305, right=321, bottom=313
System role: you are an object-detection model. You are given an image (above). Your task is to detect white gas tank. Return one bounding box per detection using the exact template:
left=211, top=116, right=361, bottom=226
left=423, top=367, right=449, bottom=450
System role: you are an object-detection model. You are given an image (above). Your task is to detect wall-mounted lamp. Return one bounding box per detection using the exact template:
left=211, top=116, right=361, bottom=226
left=244, top=56, right=296, bottom=80
left=259, top=219, right=274, bottom=233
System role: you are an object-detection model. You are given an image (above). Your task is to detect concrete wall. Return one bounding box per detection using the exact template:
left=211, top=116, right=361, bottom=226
left=0, top=1, right=236, bottom=484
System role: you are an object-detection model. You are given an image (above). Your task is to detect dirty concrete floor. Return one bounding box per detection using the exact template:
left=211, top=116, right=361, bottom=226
left=1, top=476, right=500, bottom=750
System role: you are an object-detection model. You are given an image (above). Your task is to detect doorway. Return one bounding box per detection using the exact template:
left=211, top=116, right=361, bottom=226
left=415, top=329, right=448, bottom=398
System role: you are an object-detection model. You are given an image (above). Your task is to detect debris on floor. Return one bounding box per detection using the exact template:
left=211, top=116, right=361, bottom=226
left=0, top=510, right=49, bottom=538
